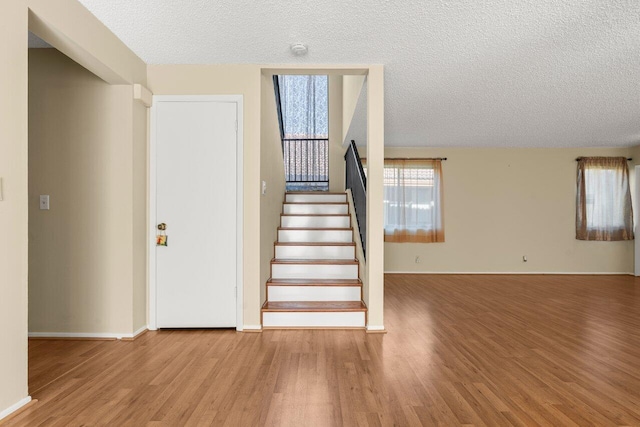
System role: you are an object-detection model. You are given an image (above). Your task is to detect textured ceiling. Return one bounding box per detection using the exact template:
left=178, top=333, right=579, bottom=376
left=77, top=0, right=639, bottom=147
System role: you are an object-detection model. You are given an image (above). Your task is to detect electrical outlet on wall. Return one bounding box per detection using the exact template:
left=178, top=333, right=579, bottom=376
left=415, top=256, right=421, bottom=264
left=39, top=195, right=50, bottom=210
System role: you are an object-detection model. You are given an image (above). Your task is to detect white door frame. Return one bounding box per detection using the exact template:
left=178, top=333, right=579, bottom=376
left=149, top=95, right=244, bottom=331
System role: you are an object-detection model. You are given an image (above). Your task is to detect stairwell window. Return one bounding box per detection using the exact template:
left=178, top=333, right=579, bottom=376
left=384, top=159, right=445, bottom=243
left=274, top=74, right=329, bottom=192
left=576, top=157, right=633, bottom=241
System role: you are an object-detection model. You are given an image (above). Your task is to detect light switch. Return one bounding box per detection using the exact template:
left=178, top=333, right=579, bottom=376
left=39, top=195, right=50, bottom=210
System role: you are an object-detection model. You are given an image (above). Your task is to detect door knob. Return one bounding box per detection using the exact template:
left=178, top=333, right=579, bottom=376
left=157, top=223, right=167, bottom=231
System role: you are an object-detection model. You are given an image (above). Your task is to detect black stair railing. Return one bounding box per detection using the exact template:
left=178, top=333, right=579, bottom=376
left=345, top=140, right=366, bottom=258
left=282, top=138, right=329, bottom=190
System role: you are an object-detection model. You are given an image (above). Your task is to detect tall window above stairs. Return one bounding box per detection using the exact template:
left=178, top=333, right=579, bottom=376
left=274, top=75, right=329, bottom=192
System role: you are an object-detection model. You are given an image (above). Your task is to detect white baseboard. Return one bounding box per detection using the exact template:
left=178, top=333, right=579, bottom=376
left=243, top=325, right=262, bottom=332
left=385, top=271, right=634, bottom=276
left=29, top=329, right=145, bottom=340
left=366, top=325, right=386, bottom=332
left=0, top=396, right=31, bottom=421
left=132, top=325, right=148, bottom=338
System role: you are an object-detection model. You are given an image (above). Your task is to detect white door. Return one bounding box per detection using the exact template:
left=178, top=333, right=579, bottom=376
left=155, top=99, right=238, bottom=328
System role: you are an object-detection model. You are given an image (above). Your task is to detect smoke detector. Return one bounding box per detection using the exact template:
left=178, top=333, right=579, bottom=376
left=290, top=43, right=308, bottom=56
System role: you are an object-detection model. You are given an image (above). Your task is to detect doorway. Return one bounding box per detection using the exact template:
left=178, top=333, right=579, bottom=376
left=149, top=96, right=244, bottom=330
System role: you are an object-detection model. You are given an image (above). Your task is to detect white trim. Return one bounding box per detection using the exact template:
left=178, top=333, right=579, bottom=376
left=635, top=165, right=640, bottom=276
left=29, top=332, right=137, bottom=339
left=148, top=95, right=244, bottom=331
left=235, top=98, right=244, bottom=332
left=149, top=99, right=158, bottom=330
left=384, top=271, right=634, bottom=275
left=132, top=325, right=148, bottom=338
left=0, top=396, right=31, bottom=421
left=366, top=325, right=385, bottom=332
left=243, top=325, right=263, bottom=331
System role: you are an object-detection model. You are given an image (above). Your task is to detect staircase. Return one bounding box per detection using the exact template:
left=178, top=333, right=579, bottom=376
left=261, top=192, right=367, bottom=328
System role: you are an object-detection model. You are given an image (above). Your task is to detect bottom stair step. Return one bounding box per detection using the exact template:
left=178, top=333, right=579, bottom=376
left=267, top=279, right=362, bottom=301
left=261, top=301, right=367, bottom=328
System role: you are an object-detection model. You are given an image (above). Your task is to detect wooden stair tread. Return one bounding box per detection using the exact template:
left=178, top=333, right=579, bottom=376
left=267, top=278, right=362, bottom=286
left=261, top=301, right=367, bottom=312
left=275, top=242, right=355, bottom=246
left=271, top=258, right=358, bottom=265
left=280, top=214, right=350, bottom=217
left=285, top=191, right=346, bottom=195
left=278, top=227, right=352, bottom=231
left=283, top=202, right=348, bottom=205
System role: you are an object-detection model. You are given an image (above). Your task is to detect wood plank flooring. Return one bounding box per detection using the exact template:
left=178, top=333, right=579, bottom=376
left=5, top=274, right=640, bottom=426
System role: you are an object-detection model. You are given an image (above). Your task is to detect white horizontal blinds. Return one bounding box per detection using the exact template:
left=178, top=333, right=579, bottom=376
left=576, top=157, right=633, bottom=241
left=383, top=159, right=444, bottom=243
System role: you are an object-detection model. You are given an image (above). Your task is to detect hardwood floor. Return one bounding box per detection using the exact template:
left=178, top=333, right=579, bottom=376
left=6, top=274, right=640, bottom=426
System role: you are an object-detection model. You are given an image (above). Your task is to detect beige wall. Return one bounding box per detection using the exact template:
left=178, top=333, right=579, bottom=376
left=147, top=64, right=263, bottom=328
left=365, top=67, right=385, bottom=331
left=28, top=49, right=146, bottom=335
left=1, top=0, right=147, bottom=416
left=1, top=2, right=30, bottom=414
left=328, top=75, right=345, bottom=192
left=132, top=97, right=148, bottom=331
left=28, top=0, right=147, bottom=85
left=342, top=75, right=366, bottom=143
left=260, top=73, right=286, bottom=306
left=346, top=190, right=368, bottom=307
left=383, top=147, right=635, bottom=274
left=147, top=65, right=384, bottom=329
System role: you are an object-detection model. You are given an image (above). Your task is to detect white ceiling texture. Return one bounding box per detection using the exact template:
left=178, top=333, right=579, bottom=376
left=76, top=0, right=639, bottom=148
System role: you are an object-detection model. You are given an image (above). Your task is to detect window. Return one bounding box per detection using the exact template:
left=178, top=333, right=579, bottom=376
left=274, top=75, right=329, bottom=191
left=383, top=159, right=444, bottom=243
left=576, top=157, right=633, bottom=241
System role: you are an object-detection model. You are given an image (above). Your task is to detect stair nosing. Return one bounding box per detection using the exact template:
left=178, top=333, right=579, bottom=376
left=278, top=227, right=352, bottom=231
left=271, top=258, right=358, bottom=265
left=283, top=202, right=348, bottom=205
left=281, top=214, right=350, bottom=217
left=274, top=242, right=355, bottom=247
left=261, top=301, right=367, bottom=312
left=285, top=192, right=347, bottom=195
left=267, top=279, right=362, bottom=287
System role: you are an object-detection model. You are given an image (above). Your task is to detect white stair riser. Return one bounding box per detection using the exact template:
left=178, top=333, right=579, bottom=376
left=275, top=245, right=355, bottom=260
left=281, top=216, right=350, bottom=228
left=272, top=264, right=359, bottom=280
left=262, top=311, right=365, bottom=328
left=278, top=229, right=352, bottom=243
left=286, top=194, right=347, bottom=203
left=283, top=204, right=348, bottom=215
left=268, top=286, right=361, bottom=302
